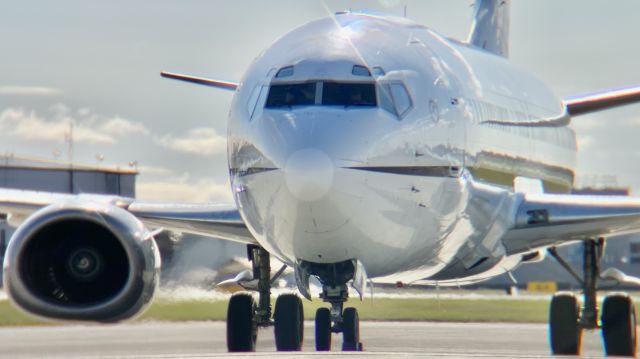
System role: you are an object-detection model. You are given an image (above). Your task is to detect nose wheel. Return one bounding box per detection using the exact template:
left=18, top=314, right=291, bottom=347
left=342, top=307, right=362, bottom=351
left=548, top=239, right=638, bottom=357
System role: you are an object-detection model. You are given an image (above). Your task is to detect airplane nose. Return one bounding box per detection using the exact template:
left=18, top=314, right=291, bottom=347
left=284, top=149, right=334, bottom=201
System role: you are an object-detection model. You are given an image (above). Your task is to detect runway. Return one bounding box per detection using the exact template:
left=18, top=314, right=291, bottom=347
left=0, top=321, right=607, bottom=358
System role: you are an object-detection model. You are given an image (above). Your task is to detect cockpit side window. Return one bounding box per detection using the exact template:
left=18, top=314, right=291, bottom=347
left=322, top=82, right=376, bottom=107
left=265, top=82, right=316, bottom=108
left=379, top=82, right=413, bottom=117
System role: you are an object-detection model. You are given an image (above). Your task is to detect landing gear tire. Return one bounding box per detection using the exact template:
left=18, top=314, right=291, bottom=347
left=549, top=293, right=582, bottom=355
left=315, top=307, right=332, bottom=351
left=274, top=294, right=304, bottom=351
left=226, top=293, right=257, bottom=352
left=602, top=294, right=637, bottom=357
left=342, top=307, right=362, bottom=351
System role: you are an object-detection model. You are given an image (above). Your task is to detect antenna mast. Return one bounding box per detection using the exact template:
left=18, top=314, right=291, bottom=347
left=65, top=121, right=74, bottom=164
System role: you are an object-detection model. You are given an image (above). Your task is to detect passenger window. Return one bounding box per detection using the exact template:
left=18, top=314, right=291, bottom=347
left=265, top=82, right=316, bottom=108
left=322, top=82, right=376, bottom=107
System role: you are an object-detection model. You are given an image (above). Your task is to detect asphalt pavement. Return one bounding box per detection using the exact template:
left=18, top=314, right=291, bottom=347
left=0, top=321, right=609, bottom=358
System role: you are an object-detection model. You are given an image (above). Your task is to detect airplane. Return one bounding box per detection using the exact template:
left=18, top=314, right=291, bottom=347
left=4, top=0, right=640, bottom=355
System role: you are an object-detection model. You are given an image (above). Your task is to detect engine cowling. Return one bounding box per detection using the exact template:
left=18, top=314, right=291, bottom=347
left=3, top=201, right=160, bottom=322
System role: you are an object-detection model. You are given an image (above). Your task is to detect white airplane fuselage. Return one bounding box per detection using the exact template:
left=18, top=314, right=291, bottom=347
left=227, top=13, right=576, bottom=284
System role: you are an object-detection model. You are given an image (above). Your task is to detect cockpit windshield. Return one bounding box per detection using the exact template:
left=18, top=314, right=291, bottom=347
left=263, top=78, right=411, bottom=118
left=265, top=82, right=316, bottom=108
left=322, top=82, right=376, bottom=107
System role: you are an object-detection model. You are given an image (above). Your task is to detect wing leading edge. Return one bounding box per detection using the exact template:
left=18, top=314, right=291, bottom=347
left=503, top=192, right=640, bottom=254
left=0, top=188, right=256, bottom=244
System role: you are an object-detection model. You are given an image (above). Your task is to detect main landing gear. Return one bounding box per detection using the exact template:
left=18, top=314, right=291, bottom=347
left=227, top=245, right=305, bottom=352
left=548, top=239, right=637, bottom=357
left=226, top=245, right=271, bottom=352
left=225, top=248, right=362, bottom=352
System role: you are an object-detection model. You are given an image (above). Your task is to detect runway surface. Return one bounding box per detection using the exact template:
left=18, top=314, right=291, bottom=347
left=0, top=321, right=608, bottom=358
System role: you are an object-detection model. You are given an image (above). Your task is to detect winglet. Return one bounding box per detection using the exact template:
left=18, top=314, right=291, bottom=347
left=564, top=84, right=640, bottom=116
left=160, top=71, right=238, bottom=91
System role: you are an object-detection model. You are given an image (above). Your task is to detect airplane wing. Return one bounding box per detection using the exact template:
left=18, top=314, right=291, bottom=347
left=503, top=192, right=640, bottom=254
left=564, top=84, right=640, bottom=116
left=0, top=188, right=256, bottom=244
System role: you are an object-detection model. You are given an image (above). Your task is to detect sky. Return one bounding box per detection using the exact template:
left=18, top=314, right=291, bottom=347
left=2, top=0, right=640, bottom=201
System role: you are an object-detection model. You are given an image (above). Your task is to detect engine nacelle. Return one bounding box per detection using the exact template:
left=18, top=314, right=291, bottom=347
left=3, top=201, right=160, bottom=322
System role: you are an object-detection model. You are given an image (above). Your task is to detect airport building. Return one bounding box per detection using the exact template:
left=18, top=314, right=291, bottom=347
left=0, top=154, right=137, bottom=196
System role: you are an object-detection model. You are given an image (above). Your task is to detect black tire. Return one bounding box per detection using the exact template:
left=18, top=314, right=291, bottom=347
left=549, top=293, right=582, bottom=355
left=226, top=293, right=257, bottom=352
left=274, top=294, right=304, bottom=351
left=342, top=307, right=362, bottom=351
left=315, top=307, right=332, bottom=351
left=602, top=294, right=637, bottom=357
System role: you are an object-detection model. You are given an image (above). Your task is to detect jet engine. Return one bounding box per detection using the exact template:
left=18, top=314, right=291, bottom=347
left=3, top=201, right=160, bottom=322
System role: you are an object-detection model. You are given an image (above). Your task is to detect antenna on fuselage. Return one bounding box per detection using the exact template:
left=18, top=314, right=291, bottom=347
left=404, top=5, right=407, bottom=17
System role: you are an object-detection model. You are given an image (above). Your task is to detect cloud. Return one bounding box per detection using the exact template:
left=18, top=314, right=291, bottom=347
left=0, top=108, right=114, bottom=143
left=0, top=104, right=225, bottom=158
left=155, top=128, right=227, bottom=156
left=0, top=107, right=150, bottom=144
left=0, top=86, right=61, bottom=96
left=100, top=117, right=149, bottom=136
left=136, top=176, right=233, bottom=203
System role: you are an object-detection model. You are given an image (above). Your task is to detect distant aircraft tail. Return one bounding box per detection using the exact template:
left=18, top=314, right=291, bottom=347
left=468, top=0, right=510, bottom=57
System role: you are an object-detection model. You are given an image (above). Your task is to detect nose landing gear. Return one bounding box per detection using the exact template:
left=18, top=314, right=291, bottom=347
left=548, top=239, right=638, bottom=357
left=312, top=284, right=362, bottom=351
left=308, top=261, right=363, bottom=352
